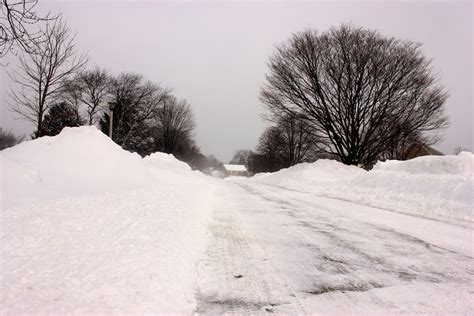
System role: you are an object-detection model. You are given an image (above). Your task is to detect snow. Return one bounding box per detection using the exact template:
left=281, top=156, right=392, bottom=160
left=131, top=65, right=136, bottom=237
left=249, top=159, right=364, bottom=184
left=144, top=151, right=193, bottom=174
left=1, top=126, right=473, bottom=314
left=247, top=154, right=473, bottom=226
left=197, top=180, right=474, bottom=314
left=300, top=282, right=473, bottom=315
left=375, top=151, right=473, bottom=175
left=223, top=164, right=247, bottom=172
left=1, top=126, right=150, bottom=209
left=0, top=126, right=215, bottom=314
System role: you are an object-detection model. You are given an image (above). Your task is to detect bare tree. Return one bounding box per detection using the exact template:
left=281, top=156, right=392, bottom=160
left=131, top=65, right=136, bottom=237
left=230, top=149, right=252, bottom=165
left=101, top=73, right=170, bottom=149
left=1, top=0, right=57, bottom=57
left=381, top=130, right=423, bottom=161
left=257, top=126, right=283, bottom=163
left=251, top=126, right=285, bottom=172
left=261, top=25, right=449, bottom=166
left=63, top=67, right=110, bottom=125
left=9, top=18, right=87, bottom=137
left=60, top=78, right=82, bottom=118
left=277, top=113, right=319, bottom=167
left=153, top=95, right=196, bottom=154
left=250, top=115, right=319, bottom=172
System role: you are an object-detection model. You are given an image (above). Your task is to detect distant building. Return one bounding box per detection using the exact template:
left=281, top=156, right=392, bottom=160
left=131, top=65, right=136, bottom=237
left=404, top=143, right=443, bottom=159
left=223, top=164, right=249, bottom=177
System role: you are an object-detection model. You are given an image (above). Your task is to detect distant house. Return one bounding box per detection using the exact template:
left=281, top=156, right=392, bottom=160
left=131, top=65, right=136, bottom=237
left=223, top=164, right=249, bottom=177
left=404, top=143, right=443, bottom=160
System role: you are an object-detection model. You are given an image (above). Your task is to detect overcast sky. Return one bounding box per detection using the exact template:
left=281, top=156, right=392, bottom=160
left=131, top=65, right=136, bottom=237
left=1, top=0, right=472, bottom=162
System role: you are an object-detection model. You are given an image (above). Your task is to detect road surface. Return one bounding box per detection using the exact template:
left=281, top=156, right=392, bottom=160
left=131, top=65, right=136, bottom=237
left=194, top=179, right=473, bottom=315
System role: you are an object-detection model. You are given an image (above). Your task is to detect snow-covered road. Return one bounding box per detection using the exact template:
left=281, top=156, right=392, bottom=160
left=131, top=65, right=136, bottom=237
left=2, top=128, right=472, bottom=314
left=195, top=179, right=473, bottom=315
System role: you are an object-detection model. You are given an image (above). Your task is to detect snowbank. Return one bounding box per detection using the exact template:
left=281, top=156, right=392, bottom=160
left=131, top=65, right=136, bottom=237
left=249, top=154, right=473, bottom=226
left=1, top=126, right=151, bottom=209
left=0, top=126, right=215, bottom=314
left=144, top=151, right=191, bottom=172
left=348, top=153, right=473, bottom=225
left=250, top=159, right=365, bottom=189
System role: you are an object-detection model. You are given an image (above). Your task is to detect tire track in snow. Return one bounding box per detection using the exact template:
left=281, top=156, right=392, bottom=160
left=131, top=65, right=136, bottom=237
left=196, top=180, right=473, bottom=314
left=194, top=186, right=306, bottom=315
left=233, top=181, right=474, bottom=291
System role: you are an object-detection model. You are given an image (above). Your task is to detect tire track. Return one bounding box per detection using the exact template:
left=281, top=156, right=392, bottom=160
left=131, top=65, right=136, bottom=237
left=194, top=186, right=305, bottom=315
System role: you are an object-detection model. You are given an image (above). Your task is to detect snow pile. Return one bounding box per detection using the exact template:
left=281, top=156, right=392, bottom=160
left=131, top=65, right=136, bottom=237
left=144, top=151, right=192, bottom=174
left=1, top=126, right=150, bottom=209
left=375, top=152, right=473, bottom=175
left=249, top=154, right=473, bottom=225
left=349, top=153, right=473, bottom=224
left=0, top=126, right=215, bottom=314
left=250, top=159, right=365, bottom=190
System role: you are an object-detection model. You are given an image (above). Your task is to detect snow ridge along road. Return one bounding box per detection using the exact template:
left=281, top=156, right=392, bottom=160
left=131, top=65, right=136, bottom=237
left=195, top=179, right=473, bottom=315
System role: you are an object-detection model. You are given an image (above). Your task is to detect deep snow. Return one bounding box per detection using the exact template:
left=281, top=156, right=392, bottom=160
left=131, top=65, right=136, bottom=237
left=0, top=127, right=215, bottom=314
left=196, top=180, right=473, bottom=314
left=246, top=154, right=473, bottom=226
left=1, top=127, right=150, bottom=209
left=1, top=126, right=472, bottom=314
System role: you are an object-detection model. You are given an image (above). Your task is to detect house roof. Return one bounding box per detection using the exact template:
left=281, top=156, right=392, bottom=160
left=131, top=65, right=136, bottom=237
left=426, top=146, right=443, bottom=156
left=405, top=143, right=444, bottom=159
left=223, top=164, right=247, bottom=172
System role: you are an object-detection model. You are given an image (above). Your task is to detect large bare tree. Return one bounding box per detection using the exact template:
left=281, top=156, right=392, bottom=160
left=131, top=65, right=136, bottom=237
left=9, top=18, right=87, bottom=137
left=261, top=25, right=448, bottom=166
left=1, top=0, right=57, bottom=57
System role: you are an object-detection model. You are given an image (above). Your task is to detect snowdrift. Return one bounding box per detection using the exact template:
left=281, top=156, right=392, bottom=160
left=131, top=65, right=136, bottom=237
left=0, top=126, right=215, bottom=314
left=250, top=154, right=473, bottom=226
left=349, top=153, right=473, bottom=225
left=1, top=126, right=151, bottom=208
left=250, top=159, right=365, bottom=188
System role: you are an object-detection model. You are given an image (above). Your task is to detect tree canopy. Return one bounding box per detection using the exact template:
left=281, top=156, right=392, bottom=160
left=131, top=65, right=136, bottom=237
left=261, top=24, right=448, bottom=166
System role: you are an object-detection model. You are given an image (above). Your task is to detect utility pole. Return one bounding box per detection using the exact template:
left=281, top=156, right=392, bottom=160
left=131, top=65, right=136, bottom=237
left=108, top=102, right=116, bottom=139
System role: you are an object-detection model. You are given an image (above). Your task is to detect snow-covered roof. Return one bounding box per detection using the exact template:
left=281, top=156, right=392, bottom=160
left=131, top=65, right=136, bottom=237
left=223, top=164, right=247, bottom=172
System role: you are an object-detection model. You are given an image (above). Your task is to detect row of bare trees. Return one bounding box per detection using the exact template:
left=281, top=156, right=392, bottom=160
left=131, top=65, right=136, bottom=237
left=95, top=73, right=198, bottom=159
left=248, top=114, right=321, bottom=173
left=6, top=14, right=206, bottom=168
left=3, top=7, right=450, bottom=170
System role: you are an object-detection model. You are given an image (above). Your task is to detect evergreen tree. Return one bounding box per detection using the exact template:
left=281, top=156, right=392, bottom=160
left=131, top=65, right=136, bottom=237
left=38, top=102, right=83, bottom=137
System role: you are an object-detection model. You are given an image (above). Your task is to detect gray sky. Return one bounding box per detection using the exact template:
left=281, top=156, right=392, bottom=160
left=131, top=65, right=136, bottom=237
left=1, top=0, right=472, bottom=162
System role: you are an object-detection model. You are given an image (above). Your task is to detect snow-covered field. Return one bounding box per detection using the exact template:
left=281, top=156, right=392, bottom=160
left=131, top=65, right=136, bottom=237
left=1, top=126, right=473, bottom=314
